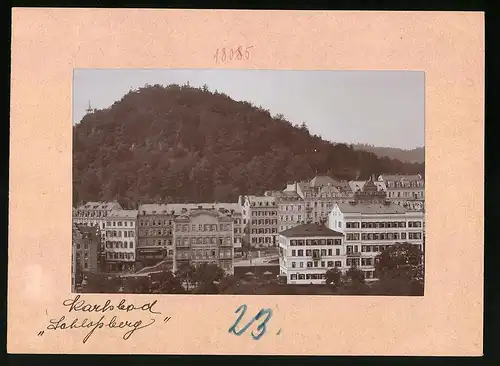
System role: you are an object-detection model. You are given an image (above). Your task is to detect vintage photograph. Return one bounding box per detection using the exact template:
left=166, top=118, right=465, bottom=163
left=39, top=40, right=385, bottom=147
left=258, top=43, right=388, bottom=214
left=72, top=69, right=425, bottom=296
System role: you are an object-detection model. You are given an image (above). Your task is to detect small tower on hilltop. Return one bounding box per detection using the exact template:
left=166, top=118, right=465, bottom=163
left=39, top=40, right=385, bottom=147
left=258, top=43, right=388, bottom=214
left=85, top=101, right=94, bottom=114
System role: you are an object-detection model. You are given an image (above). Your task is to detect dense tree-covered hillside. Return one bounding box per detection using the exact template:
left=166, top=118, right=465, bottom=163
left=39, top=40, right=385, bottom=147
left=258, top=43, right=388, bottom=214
left=352, top=144, right=425, bottom=164
left=73, top=83, right=424, bottom=208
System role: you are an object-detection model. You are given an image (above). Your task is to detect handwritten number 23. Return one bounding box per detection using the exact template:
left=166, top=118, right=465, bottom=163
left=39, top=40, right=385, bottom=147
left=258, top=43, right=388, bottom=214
left=228, top=304, right=272, bottom=340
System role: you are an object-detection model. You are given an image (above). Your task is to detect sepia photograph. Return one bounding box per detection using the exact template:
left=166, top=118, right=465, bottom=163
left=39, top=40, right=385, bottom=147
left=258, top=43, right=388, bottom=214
left=72, top=69, right=425, bottom=296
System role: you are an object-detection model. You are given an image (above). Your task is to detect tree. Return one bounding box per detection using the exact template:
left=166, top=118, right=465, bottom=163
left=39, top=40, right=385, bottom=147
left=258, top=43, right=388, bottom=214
left=82, top=273, right=122, bottom=293
left=217, top=275, right=240, bottom=294
left=373, top=242, right=425, bottom=295
left=325, top=267, right=342, bottom=287
left=174, top=263, right=197, bottom=291
left=194, top=263, right=225, bottom=286
left=155, top=270, right=185, bottom=294
left=343, top=266, right=366, bottom=284
left=73, top=84, right=425, bottom=205
left=375, top=242, right=423, bottom=282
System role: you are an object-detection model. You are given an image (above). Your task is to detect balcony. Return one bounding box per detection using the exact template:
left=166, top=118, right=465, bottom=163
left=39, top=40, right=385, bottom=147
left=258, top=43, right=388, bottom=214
left=346, top=252, right=361, bottom=257
left=311, top=252, right=321, bottom=260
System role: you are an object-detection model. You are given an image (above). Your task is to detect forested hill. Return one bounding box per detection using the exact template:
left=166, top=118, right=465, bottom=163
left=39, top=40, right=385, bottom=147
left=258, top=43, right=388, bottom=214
left=73, top=83, right=425, bottom=209
left=352, top=144, right=425, bottom=164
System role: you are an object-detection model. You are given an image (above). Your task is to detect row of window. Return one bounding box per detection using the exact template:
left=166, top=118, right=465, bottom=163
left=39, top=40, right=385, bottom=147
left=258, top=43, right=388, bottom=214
left=346, top=221, right=416, bottom=229
left=105, top=241, right=134, bottom=249
left=290, top=248, right=342, bottom=257
left=106, top=230, right=135, bottom=238
left=75, top=210, right=108, bottom=218
left=139, top=229, right=172, bottom=237
left=289, top=239, right=342, bottom=246
left=251, top=219, right=278, bottom=225
left=106, top=221, right=135, bottom=227
left=386, top=191, right=424, bottom=198
left=386, top=180, right=424, bottom=188
left=289, top=271, right=376, bottom=280
left=251, top=210, right=277, bottom=216
left=251, top=228, right=278, bottom=234
left=280, top=215, right=301, bottom=222
left=175, top=224, right=232, bottom=232
left=107, top=252, right=135, bottom=260
left=175, top=237, right=232, bottom=246
left=175, top=249, right=232, bottom=259
left=140, top=219, right=172, bottom=227
left=289, top=260, right=342, bottom=268
left=251, top=236, right=276, bottom=244
left=346, top=232, right=422, bottom=241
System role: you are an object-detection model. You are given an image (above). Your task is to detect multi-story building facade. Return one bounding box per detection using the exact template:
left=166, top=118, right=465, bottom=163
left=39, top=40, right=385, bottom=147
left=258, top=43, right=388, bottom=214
left=348, top=176, right=388, bottom=204
left=172, top=208, right=235, bottom=274
left=104, top=210, right=138, bottom=273
left=273, top=176, right=353, bottom=229
left=72, top=223, right=101, bottom=274
left=278, top=223, right=345, bottom=284
left=73, top=201, right=123, bottom=238
left=273, top=189, right=306, bottom=232
left=137, top=204, right=174, bottom=268
left=377, top=174, right=425, bottom=211
left=240, top=195, right=278, bottom=248
left=137, top=202, right=242, bottom=268
left=328, top=202, right=425, bottom=280
left=169, top=203, right=244, bottom=253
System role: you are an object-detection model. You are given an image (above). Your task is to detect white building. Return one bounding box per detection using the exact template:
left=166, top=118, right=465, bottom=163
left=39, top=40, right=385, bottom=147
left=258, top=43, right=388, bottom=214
left=377, top=174, right=425, bottom=211
left=104, top=209, right=138, bottom=273
left=278, top=223, right=345, bottom=284
left=328, top=202, right=425, bottom=280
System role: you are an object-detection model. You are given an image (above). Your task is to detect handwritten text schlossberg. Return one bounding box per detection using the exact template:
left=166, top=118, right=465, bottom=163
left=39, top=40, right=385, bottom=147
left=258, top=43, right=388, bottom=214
left=42, top=295, right=166, bottom=344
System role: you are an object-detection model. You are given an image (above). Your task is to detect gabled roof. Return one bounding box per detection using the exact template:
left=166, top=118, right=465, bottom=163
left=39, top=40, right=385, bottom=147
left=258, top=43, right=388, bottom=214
left=279, top=223, right=344, bottom=238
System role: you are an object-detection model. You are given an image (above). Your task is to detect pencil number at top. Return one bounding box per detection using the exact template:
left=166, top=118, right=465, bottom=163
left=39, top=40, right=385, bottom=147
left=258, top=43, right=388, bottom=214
left=214, top=46, right=253, bottom=64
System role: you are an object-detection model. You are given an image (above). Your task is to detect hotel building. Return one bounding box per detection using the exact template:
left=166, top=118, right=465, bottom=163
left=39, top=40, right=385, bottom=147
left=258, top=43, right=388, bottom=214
left=278, top=223, right=345, bottom=284
left=328, top=201, right=425, bottom=280
left=104, top=209, right=138, bottom=273
left=377, top=174, right=425, bottom=211
left=240, top=195, right=278, bottom=248
left=172, top=208, right=235, bottom=274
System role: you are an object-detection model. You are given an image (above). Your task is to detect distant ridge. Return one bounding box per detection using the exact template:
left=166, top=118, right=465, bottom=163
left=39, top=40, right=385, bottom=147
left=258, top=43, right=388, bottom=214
left=351, top=144, right=425, bottom=164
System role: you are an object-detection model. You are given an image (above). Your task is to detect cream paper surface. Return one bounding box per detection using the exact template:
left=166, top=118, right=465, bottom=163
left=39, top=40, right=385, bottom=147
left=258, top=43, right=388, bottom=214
left=9, top=9, right=484, bottom=355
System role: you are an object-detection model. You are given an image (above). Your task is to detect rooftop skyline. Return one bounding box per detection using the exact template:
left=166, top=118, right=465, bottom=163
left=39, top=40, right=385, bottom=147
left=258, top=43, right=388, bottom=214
left=73, top=69, right=425, bottom=149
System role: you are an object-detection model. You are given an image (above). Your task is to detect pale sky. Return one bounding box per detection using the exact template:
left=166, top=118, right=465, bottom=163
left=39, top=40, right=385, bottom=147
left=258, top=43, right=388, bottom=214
left=73, top=69, right=424, bottom=149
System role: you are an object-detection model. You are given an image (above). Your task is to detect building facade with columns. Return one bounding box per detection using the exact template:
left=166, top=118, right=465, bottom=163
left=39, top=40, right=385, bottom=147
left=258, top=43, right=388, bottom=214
left=328, top=202, right=424, bottom=281
left=104, top=209, right=138, bottom=273
left=172, top=208, right=235, bottom=274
